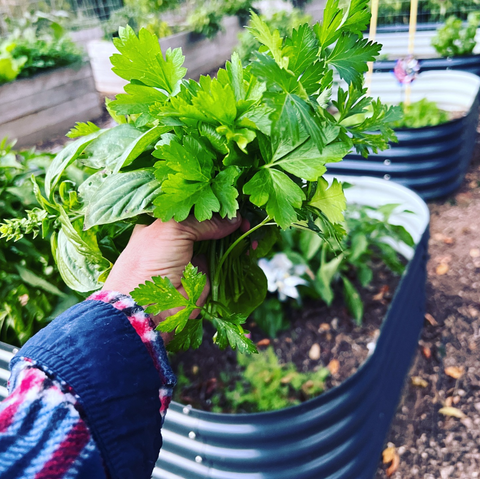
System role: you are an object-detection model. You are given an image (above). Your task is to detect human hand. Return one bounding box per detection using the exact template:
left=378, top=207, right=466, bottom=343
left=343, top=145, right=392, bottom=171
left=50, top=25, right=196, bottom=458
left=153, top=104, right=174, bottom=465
left=102, top=215, right=242, bottom=341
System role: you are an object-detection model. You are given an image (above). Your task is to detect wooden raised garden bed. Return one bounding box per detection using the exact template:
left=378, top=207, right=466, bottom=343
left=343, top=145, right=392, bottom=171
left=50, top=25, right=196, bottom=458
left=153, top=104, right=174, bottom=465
left=87, top=16, right=243, bottom=94
left=0, top=64, right=102, bottom=148
left=327, top=71, right=480, bottom=200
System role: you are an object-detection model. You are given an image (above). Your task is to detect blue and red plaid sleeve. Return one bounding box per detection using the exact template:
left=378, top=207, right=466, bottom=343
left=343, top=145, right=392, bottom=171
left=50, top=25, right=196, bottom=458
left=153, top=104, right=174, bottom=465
left=0, top=291, right=176, bottom=479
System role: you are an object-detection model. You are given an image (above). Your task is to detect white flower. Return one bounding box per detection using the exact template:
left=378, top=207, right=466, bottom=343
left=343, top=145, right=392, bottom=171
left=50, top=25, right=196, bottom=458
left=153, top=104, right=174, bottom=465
left=258, top=253, right=308, bottom=301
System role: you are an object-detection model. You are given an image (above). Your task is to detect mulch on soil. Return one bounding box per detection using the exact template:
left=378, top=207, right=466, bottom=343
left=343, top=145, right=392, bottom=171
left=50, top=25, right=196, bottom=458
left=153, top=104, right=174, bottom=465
left=376, top=131, right=480, bottom=479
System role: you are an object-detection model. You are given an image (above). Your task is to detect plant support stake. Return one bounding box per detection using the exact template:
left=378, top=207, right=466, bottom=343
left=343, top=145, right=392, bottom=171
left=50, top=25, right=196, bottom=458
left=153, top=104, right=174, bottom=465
left=405, top=0, right=419, bottom=106
left=366, top=0, right=380, bottom=94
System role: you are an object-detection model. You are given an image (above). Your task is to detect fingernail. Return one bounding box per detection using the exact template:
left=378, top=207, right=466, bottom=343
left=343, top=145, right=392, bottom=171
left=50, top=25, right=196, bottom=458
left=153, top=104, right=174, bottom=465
left=228, top=215, right=240, bottom=223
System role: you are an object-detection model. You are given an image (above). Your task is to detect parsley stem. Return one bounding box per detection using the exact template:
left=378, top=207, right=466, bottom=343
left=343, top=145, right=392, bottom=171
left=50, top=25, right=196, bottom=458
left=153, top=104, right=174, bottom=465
left=213, top=215, right=271, bottom=288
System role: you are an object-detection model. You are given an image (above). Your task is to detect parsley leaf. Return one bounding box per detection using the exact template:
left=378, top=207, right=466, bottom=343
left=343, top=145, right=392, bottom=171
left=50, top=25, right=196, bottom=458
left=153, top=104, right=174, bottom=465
left=112, top=25, right=186, bottom=94
left=243, top=168, right=305, bottom=229
left=309, top=178, right=346, bottom=224
left=132, top=263, right=206, bottom=335
left=66, top=122, right=100, bottom=139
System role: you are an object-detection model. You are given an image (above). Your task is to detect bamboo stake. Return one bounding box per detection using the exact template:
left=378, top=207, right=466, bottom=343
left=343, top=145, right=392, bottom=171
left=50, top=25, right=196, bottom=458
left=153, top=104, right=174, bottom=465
left=405, top=0, right=419, bottom=105
left=366, top=0, right=379, bottom=94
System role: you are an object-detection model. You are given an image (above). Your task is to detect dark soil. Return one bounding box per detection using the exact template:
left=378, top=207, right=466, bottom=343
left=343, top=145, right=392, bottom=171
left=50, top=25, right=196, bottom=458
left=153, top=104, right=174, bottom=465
left=170, top=262, right=403, bottom=412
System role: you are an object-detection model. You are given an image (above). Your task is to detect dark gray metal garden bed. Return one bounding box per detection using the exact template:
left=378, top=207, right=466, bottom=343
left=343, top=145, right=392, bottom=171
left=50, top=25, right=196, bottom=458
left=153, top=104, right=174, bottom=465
left=372, top=26, right=480, bottom=76
left=327, top=71, right=480, bottom=200
left=0, top=177, right=430, bottom=479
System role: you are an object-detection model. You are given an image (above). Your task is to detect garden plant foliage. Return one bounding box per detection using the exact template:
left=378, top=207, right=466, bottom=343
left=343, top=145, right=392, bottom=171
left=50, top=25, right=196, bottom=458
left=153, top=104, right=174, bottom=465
left=0, top=140, right=79, bottom=345
left=431, top=12, right=480, bottom=58
left=2, top=0, right=400, bottom=354
left=0, top=13, right=83, bottom=84
left=273, top=203, right=415, bottom=328
left=393, top=99, right=450, bottom=129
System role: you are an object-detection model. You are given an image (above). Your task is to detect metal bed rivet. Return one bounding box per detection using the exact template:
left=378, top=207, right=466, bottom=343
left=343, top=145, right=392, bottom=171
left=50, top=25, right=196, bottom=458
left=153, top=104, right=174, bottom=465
left=195, top=456, right=203, bottom=464
left=384, top=159, right=391, bottom=166
left=183, top=405, right=192, bottom=415
left=188, top=431, right=196, bottom=439
left=384, top=174, right=391, bottom=180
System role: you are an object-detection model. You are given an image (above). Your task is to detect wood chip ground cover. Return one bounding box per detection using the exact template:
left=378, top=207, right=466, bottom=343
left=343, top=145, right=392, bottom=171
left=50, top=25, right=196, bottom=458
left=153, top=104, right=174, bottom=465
left=376, top=125, right=480, bottom=479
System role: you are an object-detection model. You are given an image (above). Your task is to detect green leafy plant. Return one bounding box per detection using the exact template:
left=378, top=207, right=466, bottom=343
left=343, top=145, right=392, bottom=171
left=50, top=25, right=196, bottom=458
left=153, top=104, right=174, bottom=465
left=3, top=0, right=400, bottom=354
left=214, top=347, right=330, bottom=412
left=0, top=13, right=82, bottom=83
left=187, top=3, right=225, bottom=38
left=392, top=98, right=450, bottom=129
left=236, top=8, right=312, bottom=64
left=0, top=41, right=27, bottom=83
left=288, top=203, right=415, bottom=324
left=222, top=0, right=259, bottom=21
left=0, top=139, right=80, bottom=345
left=432, top=12, right=480, bottom=57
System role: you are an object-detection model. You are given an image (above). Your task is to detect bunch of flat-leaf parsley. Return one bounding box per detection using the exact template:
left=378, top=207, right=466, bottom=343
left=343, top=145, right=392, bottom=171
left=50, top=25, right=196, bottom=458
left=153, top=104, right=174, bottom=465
left=2, top=0, right=400, bottom=354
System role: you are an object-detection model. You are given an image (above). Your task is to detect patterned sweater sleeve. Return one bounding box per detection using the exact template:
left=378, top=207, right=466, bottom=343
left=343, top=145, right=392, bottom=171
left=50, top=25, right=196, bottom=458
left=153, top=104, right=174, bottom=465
left=0, top=292, right=176, bottom=479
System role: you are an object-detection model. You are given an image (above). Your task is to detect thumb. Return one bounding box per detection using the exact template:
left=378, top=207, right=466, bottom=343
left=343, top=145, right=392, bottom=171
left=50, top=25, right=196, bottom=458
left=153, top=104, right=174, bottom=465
left=180, top=214, right=242, bottom=242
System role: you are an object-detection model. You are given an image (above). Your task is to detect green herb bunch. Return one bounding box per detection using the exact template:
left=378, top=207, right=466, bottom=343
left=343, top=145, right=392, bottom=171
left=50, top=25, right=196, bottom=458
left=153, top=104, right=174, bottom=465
left=432, top=12, right=480, bottom=57
left=6, top=0, right=399, bottom=354
left=0, top=139, right=79, bottom=345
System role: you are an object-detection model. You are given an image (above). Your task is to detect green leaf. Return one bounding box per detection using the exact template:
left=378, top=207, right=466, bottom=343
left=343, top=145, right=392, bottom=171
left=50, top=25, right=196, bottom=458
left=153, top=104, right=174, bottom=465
left=167, top=319, right=204, bottom=352
left=243, top=168, right=305, bottom=229
left=110, top=83, right=167, bottom=119
left=131, top=263, right=207, bottom=336
left=327, top=34, right=381, bottom=87
left=316, top=246, right=343, bottom=305
left=314, top=0, right=344, bottom=48
left=53, top=228, right=107, bottom=293
left=132, top=275, right=188, bottom=316
left=299, top=229, right=323, bottom=261
left=153, top=137, right=220, bottom=221
left=252, top=298, right=289, bottom=338
left=357, top=264, right=373, bottom=287
left=84, top=169, right=162, bottom=228
left=112, top=26, right=186, bottom=94
left=113, top=125, right=168, bottom=173
left=273, top=140, right=349, bottom=181
left=15, top=265, right=66, bottom=297
left=349, top=233, right=368, bottom=262
left=181, top=263, right=207, bottom=306
left=309, top=177, right=346, bottom=224
left=342, top=275, right=363, bottom=324
left=248, top=12, right=286, bottom=67
left=79, top=124, right=144, bottom=170
left=66, top=122, right=100, bottom=139
left=105, top=97, right=127, bottom=124
left=284, top=23, right=319, bottom=76
left=45, top=130, right=103, bottom=197
left=211, top=166, right=240, bottom=219
left=213, top=315, right=257, bottom=354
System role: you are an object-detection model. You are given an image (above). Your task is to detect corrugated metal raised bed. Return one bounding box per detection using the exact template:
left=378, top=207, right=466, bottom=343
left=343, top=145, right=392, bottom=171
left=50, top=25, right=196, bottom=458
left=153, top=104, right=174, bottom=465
left=87, top=16, right=242, bottom=94
left=372, top=27, right=480, bottom=76
left=328, top=71, right=480, bottom=200
left=0, top=177, right=429, bottom=479
left=0, top=63, right=102, bottom=148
